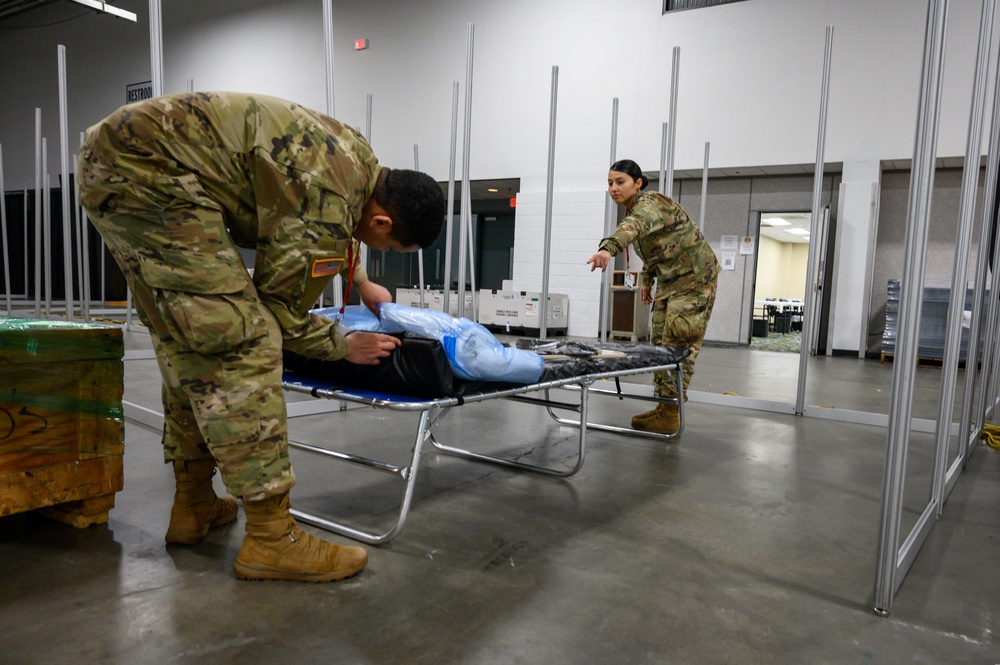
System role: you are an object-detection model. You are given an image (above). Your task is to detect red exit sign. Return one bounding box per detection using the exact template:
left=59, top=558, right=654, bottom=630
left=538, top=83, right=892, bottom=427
left=354, top=38, right=369, bottom=50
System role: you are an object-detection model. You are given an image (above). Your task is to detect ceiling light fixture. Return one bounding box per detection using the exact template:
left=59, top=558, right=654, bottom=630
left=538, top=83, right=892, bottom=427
left=763, top=217, right=790, bottom=226
left=786, top=228, right=809, bottom=235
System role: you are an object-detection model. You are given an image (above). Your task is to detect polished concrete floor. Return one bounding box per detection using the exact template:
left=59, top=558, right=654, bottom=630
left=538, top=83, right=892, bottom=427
left=1, top=332, right=999, bottom=664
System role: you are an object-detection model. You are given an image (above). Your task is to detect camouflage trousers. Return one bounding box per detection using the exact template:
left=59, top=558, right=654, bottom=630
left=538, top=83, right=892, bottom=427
left=651, top=278, right=718, bottom=400
left=78, top=146, right=295, bottom=501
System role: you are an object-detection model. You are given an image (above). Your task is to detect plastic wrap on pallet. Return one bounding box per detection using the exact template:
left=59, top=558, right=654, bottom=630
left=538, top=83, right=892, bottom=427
left=881, top=279, right=986, bottom=361
left=0, top=318, right=124, bottom=478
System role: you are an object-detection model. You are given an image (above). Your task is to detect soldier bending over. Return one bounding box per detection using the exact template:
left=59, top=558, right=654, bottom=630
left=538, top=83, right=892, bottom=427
left=78, top=92, right=445, bottom=582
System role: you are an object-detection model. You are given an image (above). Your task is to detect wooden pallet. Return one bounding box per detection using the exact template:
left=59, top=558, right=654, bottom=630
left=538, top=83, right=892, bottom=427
left=880, top=353, right=967, bottom=370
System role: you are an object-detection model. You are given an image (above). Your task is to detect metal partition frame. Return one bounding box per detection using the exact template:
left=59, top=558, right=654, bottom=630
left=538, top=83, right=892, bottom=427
left=457, top=23, right=474, bottom=320
left=538, top=66, right=559, bottom=340
left=933, top=0, right=996, bottom=510
left=0, top=144, right=10, bottom=315
left=443, top=81, right=459, bottom=316
left=873, top=0, right=949, bottom=616
left=794, top=25, right=834, bottom=416
left=598, top=98, right=619, bottom=343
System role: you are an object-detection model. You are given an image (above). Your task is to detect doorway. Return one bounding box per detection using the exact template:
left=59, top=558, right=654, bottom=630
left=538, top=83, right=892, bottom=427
left=750, top=211, right=811, bottom=353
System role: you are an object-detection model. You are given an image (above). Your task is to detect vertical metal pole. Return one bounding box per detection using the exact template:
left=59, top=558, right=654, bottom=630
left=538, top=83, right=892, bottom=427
left=658, top=123, right=668, bottom=195
left=979, top=210, right=1000, bottom=419
left=443, top=81, right=459, bottom=314
left=665, top=46, right=680, bottom=197
left=137, top=0, right=164, bottom=328
left=75, top=155, right=90, bottom=320
left=58, top=45, right=74, bottom=320
left=598, top=98, right=619, bottom=343
left=964, top=4, right=1000, bottom=456
left=149, top=0, right=163, bottom=97
left=322, top=0, right=343, bottom=309
left=414, top=144, right=426, bottom=309
left=813, top=206, right=831, bottom=355
left=699, top=141, right=710, bottom=232
left=0, top=144, right=10, bottom=315
left=933, top=0, right=994, bottom=508
left=34, top=109, right=42, bottom=318
left=364, top=93, right=373, bottom=142
left=73, top=151, right=84, bottom=317
left=323, top=0, right=335, bottom=117
left=465, top=196, right=478, bottom=321
left=43, top=165, right=52, bottom=316
left=360, top=93, right=373, bottom=276
left=458, top=23, right=474, bottom=320
left=23, top=188, right=28, bottom=305
left=539, top=65, right=559, bottom=340
left=795, top=25, right=834, bottom=416
left=77, top=130, right=91, bottom=319
left=873, top=0, right=948, bottom=616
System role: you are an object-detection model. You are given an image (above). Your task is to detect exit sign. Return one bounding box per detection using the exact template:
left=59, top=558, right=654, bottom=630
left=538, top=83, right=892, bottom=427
left=354, top=38, right=369, bottom=50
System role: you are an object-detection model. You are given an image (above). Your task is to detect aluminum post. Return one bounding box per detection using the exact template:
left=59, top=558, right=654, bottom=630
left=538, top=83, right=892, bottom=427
left=658, top=123, right=668, bottom=195
left=971, top=68, right=1000, bottom=435
left=458, top=23, right=474, bottom=320
left=539, top=66, right=559, bottom=340
left=0, top=144, right=10, bottom=314
left=980, top=201, right=1000, bottom=419
left=58, top=45, right=74, bottom=320
left=361, top=93, right=373, bottom=275
left=443, top=81, right=459, bottom=315
left=23, top=189, right=28, bottom=305
left=932, top=0, right=994, bottom=510
left=74, top=156, right=90, bottom=320
left=414, top=144, right=426, bottom=309
left=73, top=152, right=84, bottom=317
left=795, top=25, right=834, bottom=416
left=598, top=98, right=619, bottom=343
left=34, top=109, right=41, bottom=317
left=322, top=0, right=342, bottom=308
left=465, top=195, right=478, bottom=321
left=665, top=46, right=680, bottom=197
left=43, top=166, right=52, bottom=316
left=148, top=0, right=163, bottom=97
left=958, top=28, right=1000, bottom=456
left=873, top=0, right=948, bottom=616
left=699, top=142, right=710, bottom=232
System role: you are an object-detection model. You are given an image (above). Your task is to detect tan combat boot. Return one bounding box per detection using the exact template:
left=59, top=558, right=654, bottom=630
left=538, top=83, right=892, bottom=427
left=632, top=403, right=681, bottom=435
left=234, top=492, right=368, bottom=583
left=630, top=405, right=662, bottom=429
left=165, top=459, right=239, bottom=545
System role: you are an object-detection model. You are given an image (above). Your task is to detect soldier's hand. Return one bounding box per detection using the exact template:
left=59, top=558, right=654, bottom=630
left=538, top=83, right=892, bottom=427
left=357, top=279, right=393, bottom=316
left=587, top=249, right=611, bottom=272
left=344, top=332, right=401, bottom=365
left=640, top=286, right=653, bottom=305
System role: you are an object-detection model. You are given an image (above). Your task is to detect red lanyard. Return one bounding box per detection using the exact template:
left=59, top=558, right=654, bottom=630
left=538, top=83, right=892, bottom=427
left=339, top=241, right=362, bottom=315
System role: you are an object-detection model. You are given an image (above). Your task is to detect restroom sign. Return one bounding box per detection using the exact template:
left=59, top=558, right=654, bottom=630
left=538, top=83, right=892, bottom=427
left=126, top=81, right=153, bottom=104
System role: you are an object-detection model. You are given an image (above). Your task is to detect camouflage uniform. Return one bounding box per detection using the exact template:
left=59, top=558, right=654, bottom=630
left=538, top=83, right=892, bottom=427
left=77, top=92, right=381, bottom=501
left=600, top=190, right=720, bottom=399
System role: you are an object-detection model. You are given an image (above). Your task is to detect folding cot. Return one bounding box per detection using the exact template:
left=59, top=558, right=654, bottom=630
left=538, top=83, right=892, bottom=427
left=281, top=342, right=688, bottom=545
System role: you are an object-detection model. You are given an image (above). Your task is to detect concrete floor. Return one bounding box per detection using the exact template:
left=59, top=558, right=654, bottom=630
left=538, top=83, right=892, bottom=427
left=1, top=332, right=999, bottom=664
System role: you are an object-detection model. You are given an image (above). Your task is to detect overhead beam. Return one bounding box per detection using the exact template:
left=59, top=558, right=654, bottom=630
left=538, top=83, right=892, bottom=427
left=66, top=0, right=136, bottom=22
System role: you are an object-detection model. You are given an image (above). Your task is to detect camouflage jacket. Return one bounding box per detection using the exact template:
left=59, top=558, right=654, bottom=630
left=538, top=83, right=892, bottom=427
left=599, top=190, right=720, bottom=298
left=83, top=91, right=380, bottom=360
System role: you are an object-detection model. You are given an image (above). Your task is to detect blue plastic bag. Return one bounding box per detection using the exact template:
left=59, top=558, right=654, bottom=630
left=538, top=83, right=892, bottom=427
left=313, top=303, right=544, bottom=384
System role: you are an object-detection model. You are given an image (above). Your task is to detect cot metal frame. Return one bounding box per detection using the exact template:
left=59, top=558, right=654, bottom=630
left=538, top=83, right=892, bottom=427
left=281, top=360, right=684, bottom=545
